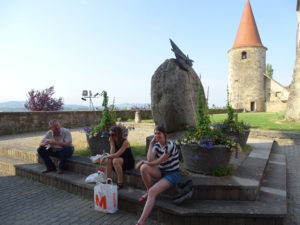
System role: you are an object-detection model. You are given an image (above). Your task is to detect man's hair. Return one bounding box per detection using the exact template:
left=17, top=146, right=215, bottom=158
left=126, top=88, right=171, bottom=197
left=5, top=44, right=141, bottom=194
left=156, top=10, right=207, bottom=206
left=49, top=119, right=60, bottom=126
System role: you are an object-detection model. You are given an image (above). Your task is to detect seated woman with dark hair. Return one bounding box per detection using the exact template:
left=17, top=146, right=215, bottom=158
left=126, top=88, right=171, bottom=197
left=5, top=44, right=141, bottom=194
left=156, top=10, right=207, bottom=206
left=135, top=125, right=181, bottom=225
left=105, top=126, right=135, bottom=189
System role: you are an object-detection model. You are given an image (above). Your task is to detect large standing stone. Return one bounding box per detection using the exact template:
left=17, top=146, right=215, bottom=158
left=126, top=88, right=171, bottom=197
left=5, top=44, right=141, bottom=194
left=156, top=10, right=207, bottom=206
left=151, top=58, right=204, bottom=133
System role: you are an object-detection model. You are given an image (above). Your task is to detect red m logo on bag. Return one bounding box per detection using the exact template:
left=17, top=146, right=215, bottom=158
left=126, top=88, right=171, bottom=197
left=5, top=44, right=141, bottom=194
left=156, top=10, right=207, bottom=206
left=95, top=195, right=107, bottom=209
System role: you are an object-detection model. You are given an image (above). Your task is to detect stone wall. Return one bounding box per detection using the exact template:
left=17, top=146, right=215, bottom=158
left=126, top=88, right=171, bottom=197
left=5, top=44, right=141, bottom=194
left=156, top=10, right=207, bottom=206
left=250, top=129, right=300, bottom=145
left=264, top=76, right=289, bottom=112
left=0, top=109, right=240, bottom=136
left=0, top=110, right=152, bottom=136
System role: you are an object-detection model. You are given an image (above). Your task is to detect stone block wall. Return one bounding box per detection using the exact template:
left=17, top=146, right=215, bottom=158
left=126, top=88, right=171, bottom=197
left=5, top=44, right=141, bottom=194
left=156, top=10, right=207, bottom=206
left=0, top=109, right=240, bottom=136
left=0, top=110, right=152, bottom=135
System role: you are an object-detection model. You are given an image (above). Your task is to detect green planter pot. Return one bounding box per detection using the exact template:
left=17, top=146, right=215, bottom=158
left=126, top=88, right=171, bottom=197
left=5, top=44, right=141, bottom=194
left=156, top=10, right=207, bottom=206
left=181, top=144, right=232, bottom=175
left=86, top=134, right=110, bottom=156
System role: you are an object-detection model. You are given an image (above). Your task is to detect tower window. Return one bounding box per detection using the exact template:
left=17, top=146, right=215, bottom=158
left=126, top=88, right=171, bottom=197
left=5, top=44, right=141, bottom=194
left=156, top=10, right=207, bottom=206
left=241, top=51, right=247, bottom=59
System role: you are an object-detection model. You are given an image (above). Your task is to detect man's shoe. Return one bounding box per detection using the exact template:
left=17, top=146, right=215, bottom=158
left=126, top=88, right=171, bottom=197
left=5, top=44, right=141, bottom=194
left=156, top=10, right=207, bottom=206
left=42, top=168, right=56, bottom=173
left=57, top=169, right=64, bottom=174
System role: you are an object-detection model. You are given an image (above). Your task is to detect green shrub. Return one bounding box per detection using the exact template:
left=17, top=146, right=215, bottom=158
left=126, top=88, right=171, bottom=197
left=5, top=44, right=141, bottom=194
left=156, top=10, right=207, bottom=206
left=211, top=164, right=235, bottom=176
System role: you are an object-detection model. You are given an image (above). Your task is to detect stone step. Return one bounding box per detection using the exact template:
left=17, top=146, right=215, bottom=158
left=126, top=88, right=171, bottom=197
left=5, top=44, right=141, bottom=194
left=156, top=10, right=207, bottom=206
left=44, top=140, right=274, bottom=201
left=0, top=155, right=30, bottom=175
left=0, top=144, right=38, bottom=163
left=15, top=145, right=286, bottom=225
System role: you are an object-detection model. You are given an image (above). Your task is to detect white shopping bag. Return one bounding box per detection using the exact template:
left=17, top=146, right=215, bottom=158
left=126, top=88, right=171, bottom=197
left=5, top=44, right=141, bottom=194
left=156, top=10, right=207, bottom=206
left=94, top=178, right=118, bottom=213
left=85, top=173, right=98, bottom=183
left=90, top=153, right=110, bottom=163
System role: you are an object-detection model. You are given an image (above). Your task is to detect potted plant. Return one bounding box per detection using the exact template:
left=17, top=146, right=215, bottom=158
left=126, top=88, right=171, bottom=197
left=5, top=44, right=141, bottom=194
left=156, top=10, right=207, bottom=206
left=177, top=87, right=237, bottom=175
left=85, top=91, right=116, bottom=155
left=213, top=104, right=251, bottom=147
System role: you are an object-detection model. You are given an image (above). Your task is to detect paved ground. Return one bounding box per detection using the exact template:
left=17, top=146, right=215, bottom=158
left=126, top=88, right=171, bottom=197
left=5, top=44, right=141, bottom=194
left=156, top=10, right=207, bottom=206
left=1, top=132, right=300, bottom=224
left=0, top=174, right=161, bottom=225
left=0, top=124, right=154, bottom=154
left=284, top=145, right=300, bottom=225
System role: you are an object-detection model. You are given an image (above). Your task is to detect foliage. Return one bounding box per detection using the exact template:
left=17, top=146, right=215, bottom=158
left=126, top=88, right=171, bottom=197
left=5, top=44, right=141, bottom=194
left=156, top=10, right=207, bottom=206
left=130, top=104, right=151, bottom=111
left=266, top=63, right=274, bottom=78
left=211, top=164, right=235, bottom=176
left=177, top=86, right=236, bottom=149
left=213, top=105, right=251, bottom=135
left=24, top=86, right=63, bottom=111
left=85, top=91, right=116, bottom=137
left=195, top=86, right=210, bottom=132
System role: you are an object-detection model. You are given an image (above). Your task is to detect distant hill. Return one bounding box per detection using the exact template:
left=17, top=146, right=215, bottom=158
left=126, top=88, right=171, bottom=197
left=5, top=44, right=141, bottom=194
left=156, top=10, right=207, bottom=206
left=0, top=101, right=89, bottom=112
left=0, top=101, right=150, bottom=112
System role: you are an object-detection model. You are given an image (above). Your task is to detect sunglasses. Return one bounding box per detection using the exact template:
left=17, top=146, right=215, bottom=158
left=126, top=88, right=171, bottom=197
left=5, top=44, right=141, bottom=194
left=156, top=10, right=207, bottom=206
left=109, top=133, right=116, bottom=137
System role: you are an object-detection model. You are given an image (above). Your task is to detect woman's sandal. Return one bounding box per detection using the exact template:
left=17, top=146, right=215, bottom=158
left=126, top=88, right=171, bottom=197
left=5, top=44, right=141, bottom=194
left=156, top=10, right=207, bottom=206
left=117, top=182, right=123, bottom=190
left=138, top=192, right=148, bottom=202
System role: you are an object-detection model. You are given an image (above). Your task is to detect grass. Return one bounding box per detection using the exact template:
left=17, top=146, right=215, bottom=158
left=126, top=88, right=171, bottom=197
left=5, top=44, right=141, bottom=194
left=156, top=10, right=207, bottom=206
left=210, top=112, right=300, bottom=132
left=75, top=148, right=91, bottom=156
left=131, top=145, right=146, bottom=156
left=126, top=119, right=154, bottom=123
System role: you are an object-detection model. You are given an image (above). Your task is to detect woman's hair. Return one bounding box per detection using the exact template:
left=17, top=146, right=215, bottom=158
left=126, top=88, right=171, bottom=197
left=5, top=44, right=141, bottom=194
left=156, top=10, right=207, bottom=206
left=154, top=124, right=167, bottom=139
left=110, top=126, right=125, bottom=149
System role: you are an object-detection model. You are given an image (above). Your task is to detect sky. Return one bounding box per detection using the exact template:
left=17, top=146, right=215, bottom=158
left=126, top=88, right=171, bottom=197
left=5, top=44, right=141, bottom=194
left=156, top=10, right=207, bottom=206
left=0, top=0, right=297, bottom=108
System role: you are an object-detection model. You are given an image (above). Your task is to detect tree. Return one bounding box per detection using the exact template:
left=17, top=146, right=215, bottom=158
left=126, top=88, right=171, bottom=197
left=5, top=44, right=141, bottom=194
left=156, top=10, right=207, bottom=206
left=285, top=45, right=300, bottom=121
left=266, top=64, right=274, bottom=78
left=24, top=86, right=64, bottom=111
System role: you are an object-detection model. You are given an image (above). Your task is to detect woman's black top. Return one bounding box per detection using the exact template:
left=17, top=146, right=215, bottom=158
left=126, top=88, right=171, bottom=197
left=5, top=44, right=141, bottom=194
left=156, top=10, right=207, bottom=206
left=115, top=141, right=135, bottom=170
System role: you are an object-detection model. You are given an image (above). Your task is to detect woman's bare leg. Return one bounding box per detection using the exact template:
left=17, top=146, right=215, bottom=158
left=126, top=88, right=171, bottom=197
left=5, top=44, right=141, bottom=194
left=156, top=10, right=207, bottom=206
left=106, top=158, right=113, bottom=179
left=137, top=178, right=170, bottom=225
left=139, top=164, right=161, bottom=190
left=112, top=157, right=124, bottom=184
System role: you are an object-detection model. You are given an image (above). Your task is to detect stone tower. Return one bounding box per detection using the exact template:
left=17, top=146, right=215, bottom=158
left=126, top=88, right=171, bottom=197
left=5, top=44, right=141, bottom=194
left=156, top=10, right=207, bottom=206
left=228, top=0, right=267, bottom=112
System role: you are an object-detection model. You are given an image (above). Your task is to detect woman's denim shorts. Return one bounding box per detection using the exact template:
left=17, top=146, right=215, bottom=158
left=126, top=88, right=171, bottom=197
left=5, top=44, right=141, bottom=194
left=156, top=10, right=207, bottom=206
left=161, top=170, right=181, bottom=186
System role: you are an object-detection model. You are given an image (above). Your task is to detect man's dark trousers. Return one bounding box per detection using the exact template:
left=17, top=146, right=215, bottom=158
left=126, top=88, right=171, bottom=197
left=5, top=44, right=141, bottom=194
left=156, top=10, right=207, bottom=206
left=37, top=146, right=74, bottom=170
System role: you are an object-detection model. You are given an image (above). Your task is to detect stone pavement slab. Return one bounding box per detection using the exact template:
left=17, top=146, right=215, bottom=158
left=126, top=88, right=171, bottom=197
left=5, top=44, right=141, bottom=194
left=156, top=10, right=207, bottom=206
left=0, top=174, right=162, bottom=225
left=283, top=145, right=300, bottom=225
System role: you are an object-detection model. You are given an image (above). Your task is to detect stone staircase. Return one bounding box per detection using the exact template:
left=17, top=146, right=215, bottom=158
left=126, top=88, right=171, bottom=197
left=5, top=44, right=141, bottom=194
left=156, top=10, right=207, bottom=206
left=0, top=138, right=287, bottom=225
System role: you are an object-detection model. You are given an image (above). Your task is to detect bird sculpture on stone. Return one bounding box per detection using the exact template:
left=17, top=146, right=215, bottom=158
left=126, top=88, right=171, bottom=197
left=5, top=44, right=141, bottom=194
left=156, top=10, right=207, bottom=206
left=170, top=38, right=194, bottom=71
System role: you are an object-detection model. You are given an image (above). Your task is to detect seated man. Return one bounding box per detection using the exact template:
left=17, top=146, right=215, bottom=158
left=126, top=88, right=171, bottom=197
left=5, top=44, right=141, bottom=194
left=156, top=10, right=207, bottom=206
left=37, top=119, right=74, bottom=174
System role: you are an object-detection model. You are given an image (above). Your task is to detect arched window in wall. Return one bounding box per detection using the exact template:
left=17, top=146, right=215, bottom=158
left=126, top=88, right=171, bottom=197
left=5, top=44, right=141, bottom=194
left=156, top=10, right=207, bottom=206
left=241, top=51, right=247, bottom=59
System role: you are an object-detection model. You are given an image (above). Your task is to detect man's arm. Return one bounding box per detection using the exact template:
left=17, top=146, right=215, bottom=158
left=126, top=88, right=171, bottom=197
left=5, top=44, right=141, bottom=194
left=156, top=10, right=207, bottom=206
left=39, top=131, right=52, bottom=147
left=46, top=140, right=72, bottom=146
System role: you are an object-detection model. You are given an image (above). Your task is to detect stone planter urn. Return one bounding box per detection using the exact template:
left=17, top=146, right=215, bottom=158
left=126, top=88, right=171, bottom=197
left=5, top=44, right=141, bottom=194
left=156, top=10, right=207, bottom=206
left=181, top=144, right=232, bottom=175
left=226, top=129, right=250, bottom=147
left=86, top=134, right=110, bottom=156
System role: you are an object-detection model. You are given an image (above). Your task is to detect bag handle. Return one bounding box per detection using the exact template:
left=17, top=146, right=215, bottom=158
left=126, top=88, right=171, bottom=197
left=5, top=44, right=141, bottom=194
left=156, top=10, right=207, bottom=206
left=106, top=178, right=113, bottom=185
left=99, top=154, right=111, bottom=179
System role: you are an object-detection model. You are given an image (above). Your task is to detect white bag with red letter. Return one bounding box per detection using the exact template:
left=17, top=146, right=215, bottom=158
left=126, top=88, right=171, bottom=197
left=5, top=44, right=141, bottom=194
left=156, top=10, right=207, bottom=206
left=94, top=178, right=118, bottom=213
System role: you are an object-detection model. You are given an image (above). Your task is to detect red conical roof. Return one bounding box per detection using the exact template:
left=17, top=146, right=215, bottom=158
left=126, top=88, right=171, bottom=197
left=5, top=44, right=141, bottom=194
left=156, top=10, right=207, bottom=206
left=232, top=0, right=264, bottom=49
